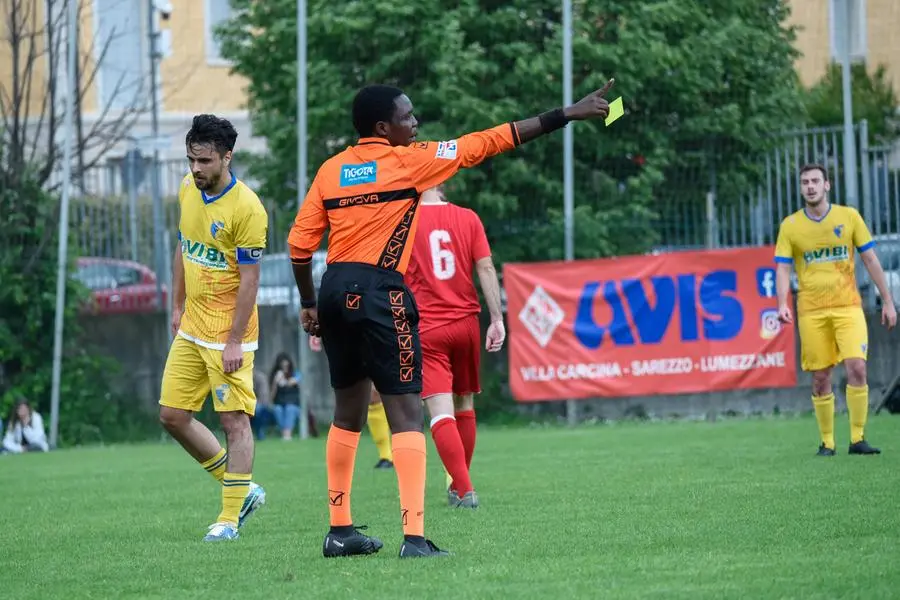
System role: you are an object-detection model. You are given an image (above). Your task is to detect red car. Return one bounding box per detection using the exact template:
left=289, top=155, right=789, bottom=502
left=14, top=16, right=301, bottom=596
left=74, top=257, right=168, bottom=314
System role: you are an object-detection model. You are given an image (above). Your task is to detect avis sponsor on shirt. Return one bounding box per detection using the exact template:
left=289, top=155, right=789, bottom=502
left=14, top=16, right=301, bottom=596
left=519, top=352, right=787, bottom=382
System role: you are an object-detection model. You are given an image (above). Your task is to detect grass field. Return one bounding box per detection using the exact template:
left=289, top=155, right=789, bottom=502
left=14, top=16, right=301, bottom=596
left=3, top=414, right=899, bottom=599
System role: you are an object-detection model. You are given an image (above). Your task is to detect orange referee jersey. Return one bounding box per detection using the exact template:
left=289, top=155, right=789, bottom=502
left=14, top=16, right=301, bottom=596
left=288, top=124, right=519, bottom=274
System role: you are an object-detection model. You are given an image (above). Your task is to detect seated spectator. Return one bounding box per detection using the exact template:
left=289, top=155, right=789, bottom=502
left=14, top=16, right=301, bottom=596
left=2, top=399, right=49, bottom=454
left=269, top=352, right=320, bottom=440
left=270, top=353, right=301, bottom=440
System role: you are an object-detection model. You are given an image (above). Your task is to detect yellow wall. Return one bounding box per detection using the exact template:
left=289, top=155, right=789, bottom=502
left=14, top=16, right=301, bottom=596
left=789, top=0, right=900, bottom=94
left=0, top=0, right=49, bottom=118
left=2, top=1, right=898, bottom=122
left=159, top=0, right=248, bottom=113
left=863, top=0, right=900, bottom=95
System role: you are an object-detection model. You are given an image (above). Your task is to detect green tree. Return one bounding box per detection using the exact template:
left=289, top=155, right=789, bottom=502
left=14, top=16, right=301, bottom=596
left=0, top=0, right=155, bottom=444
left=804, top=62, right=900, bottom=144
left=218, top=0, right=805, bottom=262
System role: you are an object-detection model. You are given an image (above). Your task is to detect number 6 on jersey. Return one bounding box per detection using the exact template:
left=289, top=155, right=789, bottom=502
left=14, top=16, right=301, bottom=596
left=429, top=229, right=456, bottom=280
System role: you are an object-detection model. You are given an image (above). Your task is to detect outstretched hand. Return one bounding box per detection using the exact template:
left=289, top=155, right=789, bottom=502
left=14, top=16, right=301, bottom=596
left=565, top=79, right=615, bottom=121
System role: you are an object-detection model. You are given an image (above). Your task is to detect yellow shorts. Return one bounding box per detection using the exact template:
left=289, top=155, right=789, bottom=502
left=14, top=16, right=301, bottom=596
left=798, top=306, right=868, bottom=372
left=159, top=336, right=257, bottom=415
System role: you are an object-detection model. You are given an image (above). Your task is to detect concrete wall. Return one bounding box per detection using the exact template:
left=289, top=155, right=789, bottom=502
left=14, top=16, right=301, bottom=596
left=79, top=308, right=900, bottom=423
left=80, top=305, right=335, bottom=423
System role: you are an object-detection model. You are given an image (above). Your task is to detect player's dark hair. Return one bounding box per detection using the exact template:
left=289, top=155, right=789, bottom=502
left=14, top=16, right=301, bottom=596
left=799, top=163, right=829, bottom=182
left=185, top=114, right=238, bottom=157
left=352, top=85, right=404, bottom=137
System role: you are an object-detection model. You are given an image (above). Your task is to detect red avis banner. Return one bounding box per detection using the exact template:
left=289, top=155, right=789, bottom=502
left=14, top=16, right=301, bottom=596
left=505, top=246, right=797, bottom=402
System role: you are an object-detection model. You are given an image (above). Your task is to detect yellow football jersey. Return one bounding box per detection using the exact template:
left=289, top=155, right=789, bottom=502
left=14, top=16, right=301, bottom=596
left=774, top=204, right=874, bottom=315
left=176, top=173, right=268, bottom=350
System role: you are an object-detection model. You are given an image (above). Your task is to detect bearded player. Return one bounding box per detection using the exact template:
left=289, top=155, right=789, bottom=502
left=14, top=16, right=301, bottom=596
left=775, top=163, right=896, bottom=456
left=159, top=115, right=268, bottom=541
left=404, top=186, right=505, bottom=508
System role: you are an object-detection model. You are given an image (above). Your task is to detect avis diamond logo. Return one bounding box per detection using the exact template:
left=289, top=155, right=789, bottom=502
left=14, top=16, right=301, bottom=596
left=518, top=285, right=565, bottom=348
left=760, top=308, right=781, bottom=339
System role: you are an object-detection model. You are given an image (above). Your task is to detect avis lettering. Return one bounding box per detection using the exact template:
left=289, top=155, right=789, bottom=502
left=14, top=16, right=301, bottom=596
left=574, top=271, right=743, bottom=349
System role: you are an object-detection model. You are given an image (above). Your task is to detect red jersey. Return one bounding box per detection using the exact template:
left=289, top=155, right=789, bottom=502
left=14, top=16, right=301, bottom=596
left=405, top=202, right=492, bottom=333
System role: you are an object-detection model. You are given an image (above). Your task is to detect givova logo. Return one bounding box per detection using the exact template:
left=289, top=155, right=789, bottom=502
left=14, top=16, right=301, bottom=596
left=182, top=237, right=228, bottom=270
left=340, top=162, right=377, bottom=187
left=803, top=245, right=849, bottom=264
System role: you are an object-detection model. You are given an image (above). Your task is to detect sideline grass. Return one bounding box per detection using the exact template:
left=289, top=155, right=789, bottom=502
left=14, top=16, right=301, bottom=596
left=2, top=415, right=898, bottom=599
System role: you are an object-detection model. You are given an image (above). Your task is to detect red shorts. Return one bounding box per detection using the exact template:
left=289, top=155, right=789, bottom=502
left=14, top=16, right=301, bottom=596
left=420, top=314, right=481, bottom=398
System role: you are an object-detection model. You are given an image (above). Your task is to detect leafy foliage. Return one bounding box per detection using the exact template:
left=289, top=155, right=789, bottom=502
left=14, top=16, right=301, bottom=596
left=218, top=0, right=805, bottom=262
left=803, top=62, right=900, bottom=145
left=0, top=174, right=154, bottom=446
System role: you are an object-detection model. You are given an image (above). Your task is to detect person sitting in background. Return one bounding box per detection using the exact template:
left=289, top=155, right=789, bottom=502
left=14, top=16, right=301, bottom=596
left=2, top=399, right=49, bottom=454
left=270, top=352, right=321, bottom=440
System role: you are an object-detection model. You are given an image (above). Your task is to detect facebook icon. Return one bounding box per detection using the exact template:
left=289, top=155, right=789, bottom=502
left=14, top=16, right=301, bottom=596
left=756, top=267, right=776, bottom=298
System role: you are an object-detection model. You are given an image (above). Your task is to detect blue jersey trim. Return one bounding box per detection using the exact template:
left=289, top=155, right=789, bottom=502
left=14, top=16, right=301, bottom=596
left=802, top=204, right=831, bottom=223
left=774, top=256, right=793, bottom=264
left=857, top=240, right=876, bottom=253
left=237, top=247, right=263, bottom=265
left=201, top=172, right=237, bottom=204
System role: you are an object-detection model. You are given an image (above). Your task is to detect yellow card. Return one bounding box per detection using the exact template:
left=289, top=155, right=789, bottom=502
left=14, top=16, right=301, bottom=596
left=605, top=97, right=624, bottom=126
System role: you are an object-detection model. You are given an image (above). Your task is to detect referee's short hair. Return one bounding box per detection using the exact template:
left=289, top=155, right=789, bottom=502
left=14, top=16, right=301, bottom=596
left=352, top=85, right=405, bottom=138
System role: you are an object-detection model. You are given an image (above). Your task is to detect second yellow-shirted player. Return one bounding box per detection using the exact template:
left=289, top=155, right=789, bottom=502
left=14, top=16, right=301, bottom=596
left=774, top=163, right=896, bottom=456
left=159, top=114, right=269, bottom=541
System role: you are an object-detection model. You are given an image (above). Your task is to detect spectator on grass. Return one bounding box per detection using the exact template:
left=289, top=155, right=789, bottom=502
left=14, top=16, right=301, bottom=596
left=2, top=399, right=49, bottom=454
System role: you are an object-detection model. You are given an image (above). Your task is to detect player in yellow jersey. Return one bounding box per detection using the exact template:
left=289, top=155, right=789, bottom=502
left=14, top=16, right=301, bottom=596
left=774, top=163, right=896, bottom=456
left=158, top=115, right=269, bottom=541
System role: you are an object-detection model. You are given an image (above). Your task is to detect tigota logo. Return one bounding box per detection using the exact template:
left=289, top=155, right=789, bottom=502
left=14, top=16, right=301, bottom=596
left=574, top=270, right=743, bottom=349
left=340, top=162, right=377, bottom=187
left=803, top=245, right=849, bottom=264
left=182, top=237, right=228, bottom=269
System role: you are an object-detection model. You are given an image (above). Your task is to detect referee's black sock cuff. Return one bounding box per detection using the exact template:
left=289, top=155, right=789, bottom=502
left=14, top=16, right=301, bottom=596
left=330, top=525, right=356, bottom=536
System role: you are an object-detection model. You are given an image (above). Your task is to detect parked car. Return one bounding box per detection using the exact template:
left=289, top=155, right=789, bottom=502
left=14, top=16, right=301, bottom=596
left=862, top=233, right=900, bottom=308
left=73, top=257, right=168, bottom=314
left=257, top=250, right=327, bottom=311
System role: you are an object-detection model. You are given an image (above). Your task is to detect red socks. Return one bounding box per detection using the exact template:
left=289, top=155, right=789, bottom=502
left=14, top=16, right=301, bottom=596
left=430, top=417, right=473, bottom=495
left=455, top=410, right=477, bottom=469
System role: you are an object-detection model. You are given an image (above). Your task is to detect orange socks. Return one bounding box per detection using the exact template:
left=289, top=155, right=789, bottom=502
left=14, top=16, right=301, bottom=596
left=392, top=431, right=427, bottom=538
left=326, top=425, right=360, bottom=527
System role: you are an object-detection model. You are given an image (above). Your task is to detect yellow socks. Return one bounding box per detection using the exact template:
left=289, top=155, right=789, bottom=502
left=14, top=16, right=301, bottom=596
left=218, top=472, right=251, bottom=525
left=846, top=385, right=869, bottom=444
left=200, top=449, right=228, bottom=483
left=368, top=402, right=393, bottom=462
left=812, top=393, right=835, bottom=450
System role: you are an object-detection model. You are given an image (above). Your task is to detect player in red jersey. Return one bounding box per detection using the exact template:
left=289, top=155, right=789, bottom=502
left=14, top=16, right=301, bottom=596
left=404, top=186, right=505, bottom=508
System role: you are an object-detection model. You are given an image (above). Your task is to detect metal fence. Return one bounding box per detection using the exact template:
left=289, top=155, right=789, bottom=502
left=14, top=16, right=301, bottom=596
left=63, top=122, right=900, bottom=315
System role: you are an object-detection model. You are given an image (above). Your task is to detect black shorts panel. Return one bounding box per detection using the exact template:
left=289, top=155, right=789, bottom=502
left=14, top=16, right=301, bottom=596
left=318, top=263, right=422, bottom=395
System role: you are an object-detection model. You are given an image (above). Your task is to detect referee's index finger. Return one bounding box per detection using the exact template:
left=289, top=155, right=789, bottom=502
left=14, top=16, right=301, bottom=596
left=598, top=78, right=615, bottom=97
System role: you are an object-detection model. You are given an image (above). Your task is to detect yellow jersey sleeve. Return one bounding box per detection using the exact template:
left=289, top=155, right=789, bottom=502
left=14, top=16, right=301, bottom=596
left=177, top=174, right=192, bottom=242
left=234, top=195, right=268, bottom=265
left=774, top=218, right=794, bottom=264
left=850, top=208, right=875, bottom=253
